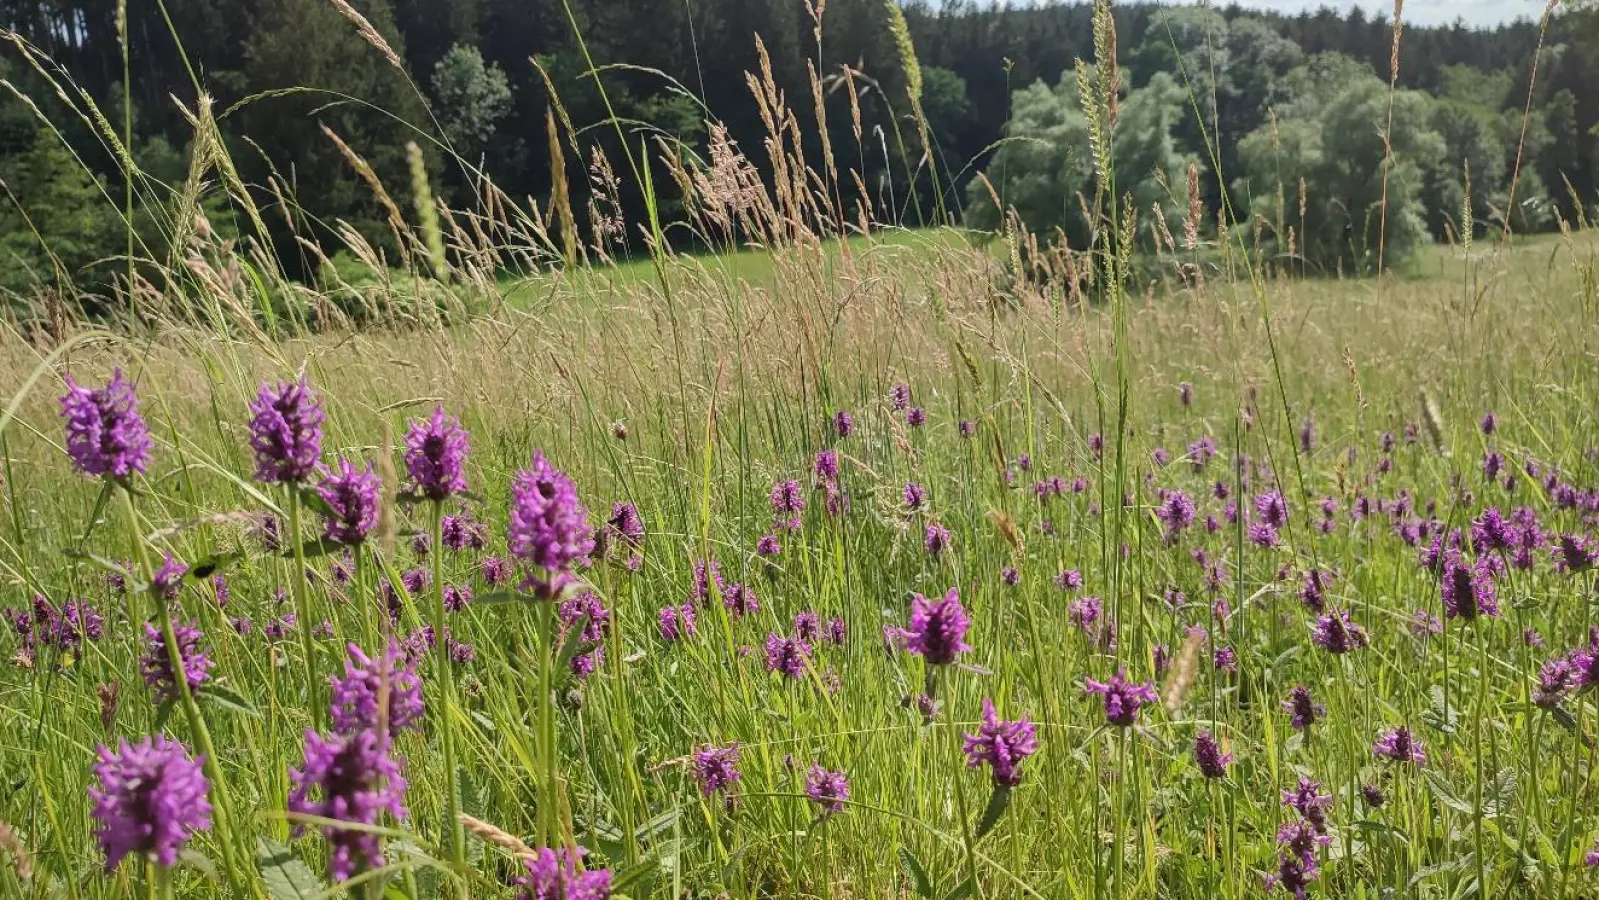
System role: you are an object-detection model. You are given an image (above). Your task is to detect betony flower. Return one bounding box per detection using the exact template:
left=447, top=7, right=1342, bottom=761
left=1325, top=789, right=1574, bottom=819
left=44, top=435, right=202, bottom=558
left=248, top=378, right=325, bottom=484
left=1084, top=669, right=1158, bottom=727
left=692, top=744, right=740, bottom=796
left=962, top=698, right=1038, bottom=787
left=1256, top=491, right=1289, bottom=529
left=89, top=736, right=211, bottom=871
left=723, top=582, right=759, bottom=618
left=403, top=405, right=469, bottom=501
left=804, top=765, right=850, bottom=814
left=1282, top=685, right=1324, bottom=731
left=1282, top=775, right=1333, bottom=831
left=833, top=411, right=853, bottom=437
left=1440, top=551, right=1499, bottom=620
left=770, top=479, right=806, bottom=529
left=903, top=481, right=927, bottom=511
left=509, top=450, right=594, bottom=597
left=1311, top=608, right=1367, bottom=654
left=924, top=523, right=951, bottom=558
left=288, top=729, right=407, bottom=882
left=902, top=588, right=971, bottom=665
left=1192, top=730, right=1231, bottom=778
left=1156, top=490, right=1195, bottom=540
left=516, top=847, right=612, bottom=900
left=440, top=514, right=486, bottom=552
left=793, top=610, right=821, bottom=642
left=61, top=369, right=153, bottom=479
left=905, top=407, right=926, bottom=427
left=659, top=604, right=696, bottom=642
left=329, top=642, right=424, bottom=737
left=1373, top=726, right=1425, bottom=764
left=889, top=384, right=911, bottom=410
left=139, top=622, right=212, bottom=701
left=1533, top=657, right=1577, bottom=709
left=814, top=450, right=840, bottom=482
left=317, top=459, right=380, bottom=545
left=764, top=633, right=811, bottom=679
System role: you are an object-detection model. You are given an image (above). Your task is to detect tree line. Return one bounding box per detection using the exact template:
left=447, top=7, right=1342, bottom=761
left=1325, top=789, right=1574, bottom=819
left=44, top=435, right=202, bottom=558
left=0, top=0, right=1596, bottom=297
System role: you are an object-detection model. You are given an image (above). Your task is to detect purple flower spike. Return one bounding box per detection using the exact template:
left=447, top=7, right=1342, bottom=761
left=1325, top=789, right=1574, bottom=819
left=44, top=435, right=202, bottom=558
left=1311, top=608, right=1368, bottom=654
left=140, top=622, right=212, bottom=701
left=516, top=847, right=612, bottom=900
left=804, top=764, right=851, bottom=814
left=923, top=523, right=952, bottom=559
left=330, top=642, right=424, bottom=737
left=692, top=744, right=741, bottom=796
left=1534, top=657, right=1577, bottom=709
left=1440, top=551, right=1499, bottom=621
left=1282, top=685, right=1324, bottom=731
left=248, top=378, right=325, bottom=484
left=723, top=582, right=759, bottom=618
left=509, top=451, right=594, bottom=596
left=61, top=369, right=153, bottom=479
left=659, top=604, right=696, bottom=642
left=770, top=479, right=806, bottom=529
left=288, top=729, right=407, bottom=882
left=962, top=698, right=1038, bottom=787
left=1084, top=669, right=1158, bottom=727
left=903, top=588, right=971, bottom=665
left=89, top=736, right=211, bottom=871
left=317, top=458, right=381, bottom=545
left=403, top=405, right=469, bottom=501
left=764, top=633, right=811, bottom=679
left=833, top=411, right=853, bottom=437
left=1373, top=726, right=1425, bottom=764
left=1282, top=775, right=1334, bottom=831
left=1192, top=730, right=1231, bottom=778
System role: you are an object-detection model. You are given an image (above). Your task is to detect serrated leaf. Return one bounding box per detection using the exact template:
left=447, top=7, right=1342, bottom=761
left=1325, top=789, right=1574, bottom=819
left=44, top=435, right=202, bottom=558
left=1424, top=769, right=1474, bottom=815
left=943, top=876, right=974, bottom=900
left=1408, top=851, right=1475, bottom=888
left=199, top=683, right=261, bottom=718
left=898, top=847, right=934, bottom=898
left=257, top=837, right=326, bottom=900
left=973, top=785, right=1012, bottom=840
left=1422, top=685, right=1457, bottom=735
left=1482, top=768, right=1516, bottom=818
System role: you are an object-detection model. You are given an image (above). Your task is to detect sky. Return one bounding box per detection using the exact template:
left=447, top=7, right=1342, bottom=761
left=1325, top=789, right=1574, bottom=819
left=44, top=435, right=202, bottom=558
left=1175, top=0, right=1546, bottom=27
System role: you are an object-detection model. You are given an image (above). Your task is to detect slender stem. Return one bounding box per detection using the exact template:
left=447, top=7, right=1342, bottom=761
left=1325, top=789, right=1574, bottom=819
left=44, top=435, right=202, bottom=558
left=538, top=598, right=558, bottom=847
left=287, top=488, right=322, bottom=728
left=1473, top=627, right=1488, bottom=897
left=118, top=485, right=246, bottom=895
left=943, top=666, right=983, bottom=900
left=430, top=500, right=464, bottom=864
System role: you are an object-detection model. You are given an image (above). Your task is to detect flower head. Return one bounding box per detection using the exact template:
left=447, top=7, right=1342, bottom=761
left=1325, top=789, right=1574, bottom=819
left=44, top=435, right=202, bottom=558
left=1311, top=608, right=1368, bottom=654
left=905, top=407, right=927, bottom=427
left=1373, top=726, right=1425, bottom=765
left=889, top=384, right=911, bottom=410
left=248, top=378, right=325, bottom=484
left=1255, top=491, right=1289, bottom=529
left=317, top=459, right=380, bottom=545
left=61, top=369, right=153, bottom=479
left=903, top=588, right=971, bottom=665
left=139, top=622, right=212, bottom=702
left=1282, top=775, right=1333, bottom=831
left=1282, top=685, right=1324, bottom=731
left=692, top=744, right=740, bottom=796
left=723, top=582, right=759, bottom=618
left=804, top=765, right=850, bottom=814
left=89, top=736, right=211, bottom=871
left=403, top=405, right=469, bottom=501
left=1192, top=730, right=1231, bottom=779
left=923, top=523, right=951, bottom=558
left=509, top=451, right=593, bottom=595
left=288, top=729, right=407, bottom=882
left=659, top=604, right=696, bottom=642
left=903, top=481, right=927, bottom=510
left=770, top=479, right=806, bottom=529
left=962, top=698, right=1038, bottom=787
left=330, top=642, right=424, bottom=737
left=1156, top=490, right=1195, bottom=540
left=516, top=847, right=612, bottom=900
left=1084, top=669, right=1158, bottom=727
left=833, top=411, right=853, bottom=437
left=1440, top=551, right=1499, bottom=620
left=764, top=633, right=811, bottom=679
left=1533, top=657, right=1577, bottom=709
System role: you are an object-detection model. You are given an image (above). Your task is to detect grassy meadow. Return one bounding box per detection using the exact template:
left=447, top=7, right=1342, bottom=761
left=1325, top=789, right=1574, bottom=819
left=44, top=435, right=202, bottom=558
left=4, top=2, right=1599, bottom=899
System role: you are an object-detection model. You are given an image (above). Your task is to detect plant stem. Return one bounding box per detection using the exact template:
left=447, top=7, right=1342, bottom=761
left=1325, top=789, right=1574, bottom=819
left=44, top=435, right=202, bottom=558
left=287, top=487, right=322, bottom=729
left=430, top=500, right=464, bottom=864
left=943, top=666, right=984, bottom=900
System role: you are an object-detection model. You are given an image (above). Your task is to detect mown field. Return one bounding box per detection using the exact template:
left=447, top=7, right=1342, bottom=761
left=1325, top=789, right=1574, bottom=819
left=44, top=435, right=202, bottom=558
left=2, top=208, right=1599, bottom=900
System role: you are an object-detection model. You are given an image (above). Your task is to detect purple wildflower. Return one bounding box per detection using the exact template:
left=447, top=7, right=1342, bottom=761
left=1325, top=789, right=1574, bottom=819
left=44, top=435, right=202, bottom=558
left=441, top=514, right=486, bottom=551
left=288, top=729, right=407, bottom=882
left=1282, top=775, right=1334, bottom=831
left=723, top=582, right=759, bottom=618
left=1373, top=726, right=1425, bottom=764
left=1439, top=550, right=1499, bottom=620
left=1481, top=412, right=1497, bottom=435
left=330, top=642, right=424, bottom=737
left=764, top=633, right=811, bottom=679
left=1554, top=533, right=1599, bottom=574
left=755, top=534, right=781, bottom=558
left=1179, top=382, right=1193, bottom=406
left=903, top=481, right=927, bottom=510
left=1084, top=669, right=1158, bottom=727
left=139, top=622, right=212, bottom=701
left=61, top=369, right=153, bottom=479
left=1283, top=685, right=1324, bottom=731
left=509, top=451, right=594, bottom=596
left=1156, top=490, right=1195, bottom=540
left=692, top=744, right=740, bottom=796
left=248, top=378, right=324, bottom=484
left=691, top=559, right=724, bottom=604
left=958, top=420, right=976, bottom=438
left=1054, top=569, right=1084, bottom=591
left=903, top=588, right=971, bottom=665
left=833, top=411, right=853, bottom=437
left=804, top=765, right=850, bottom=814
left=889, top=384, right=911, bottom=410
left=824, top=617, right=846, bottom=646
left=962, top=698, right=1038, bottom=787
left=1533, top=657, right=1577, bottom=709
left=516, top=847, right=612, bottom=900
left=905, top=407, right=926, bottom=427
left=924, top=523, right=951, bottom=558
left=481, top=556, right=511, bottom=587
left=793, top=610, right=821, bottom=642
left=770, top=479, right=806, bottom=529
left=1299, top=569, right=1333, bottom=612
left=89, top=736, right=211, bottom=870
left=814, top=450, right=840, bottom=482
left=317, top=458, right=380, bottom=545
left=1192, top=730, right=1231, bottom=778
left=1311, top=608, right=1367, bottom=654
left=1248, top=522, right=1280, bottom=548
left=403, top=405, right=469, bottom=501
left=659, top=604, right=696, bottom=642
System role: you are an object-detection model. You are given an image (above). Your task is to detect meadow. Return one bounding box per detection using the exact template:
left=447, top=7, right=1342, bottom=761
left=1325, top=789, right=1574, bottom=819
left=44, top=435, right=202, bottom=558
left=5, top=1, right=1599, bottom=897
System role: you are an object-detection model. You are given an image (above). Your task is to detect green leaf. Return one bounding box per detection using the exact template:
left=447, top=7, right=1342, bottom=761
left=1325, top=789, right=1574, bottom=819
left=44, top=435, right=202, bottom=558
left=1408, top=851, right=1475, bottom=888
left=152, top=700, right=175, bottom=732
left=257, top=837, right=326, bottom=900
left=1482, top=768, right=1517, bottom=819
left=973, top=784, right=1013, bottom=840
left=1423, top=769, right=1474, bottom=816
left=943, top=876, right=974, bottom=900
left=611, top=858, right=658, bottom=894
left=199, top=683, right=262, bottom=718
left=1422, top=685, right=1457, bottom=735
left=176, top=847, right=219, bottom=881
left=898, top=847, right=935, bottom=898
left=297, top=487, right=336, bottom=520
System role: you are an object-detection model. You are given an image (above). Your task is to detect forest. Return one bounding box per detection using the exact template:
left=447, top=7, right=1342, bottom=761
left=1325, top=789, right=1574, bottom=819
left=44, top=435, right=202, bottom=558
left=0, top=0, right=1597, bottom=296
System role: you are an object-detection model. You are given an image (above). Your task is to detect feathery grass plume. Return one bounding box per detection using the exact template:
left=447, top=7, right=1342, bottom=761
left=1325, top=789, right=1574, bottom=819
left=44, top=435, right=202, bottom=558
left=1461, top=160, right=1474, bottom=254
left=322, top=124, right=410, bottom=263
left=459, top=813, right=535, bottom=859
left=327, top=0, right=404, bottom=71
left=1093, top=0, right=1120, bottom=129
left=1419, top=389, right=1445, bottom=454
left=407, top=142, right=449, bottom=289
left=1161, top=627, right=1205, bottom=715
left=0, top=818, right=30, bottom=883
left=1375, top=0, right=1403, bottom=270
left=881, top=0, right=922, bottom=104
left=1183, top=163, right=1201, bottom=252
left=546, top=108, right=578, bottom=268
